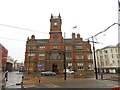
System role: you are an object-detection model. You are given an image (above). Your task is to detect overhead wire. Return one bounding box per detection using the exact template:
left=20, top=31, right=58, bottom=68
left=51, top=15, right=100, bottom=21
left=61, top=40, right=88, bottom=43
left=0, top=23, right=49, bottom=41
left=0, top=24, right=49, bottom=34
left=86, top=23, right=119, bottom=41
left=0, top=37, right=25, bottom=42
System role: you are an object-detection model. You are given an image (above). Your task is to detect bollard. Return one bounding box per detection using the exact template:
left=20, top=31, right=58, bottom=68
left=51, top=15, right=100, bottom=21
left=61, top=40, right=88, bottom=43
left=101, top=73, right=103, bottom=80
left=21, top=76, right=24, bottom=84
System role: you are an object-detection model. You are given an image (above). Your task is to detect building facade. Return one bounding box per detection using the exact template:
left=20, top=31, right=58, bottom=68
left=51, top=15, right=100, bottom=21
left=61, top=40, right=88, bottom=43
left=6, top=56, right=14, bottom=72
left=24, top=14, right=94, bottom=77
left=96, top=45, right=120, bottom=74
left=0, top=43, right=8, bottom=72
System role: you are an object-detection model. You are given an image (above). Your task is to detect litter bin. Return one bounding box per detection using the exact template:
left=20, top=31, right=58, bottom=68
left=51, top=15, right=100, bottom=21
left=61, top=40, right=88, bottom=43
left=101, top=73, right=103, bottom=79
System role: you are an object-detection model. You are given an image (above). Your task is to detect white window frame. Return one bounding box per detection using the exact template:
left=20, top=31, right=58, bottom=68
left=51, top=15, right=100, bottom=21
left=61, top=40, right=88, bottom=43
left=68, top=63, right=72, bottom=66
left=87, top=53, right=92, bottom=60
left=28, top=53, right=35, bottom=56
left=39, top=54, right=45, bottom=56
left=77, top=63, right=84, bottom=70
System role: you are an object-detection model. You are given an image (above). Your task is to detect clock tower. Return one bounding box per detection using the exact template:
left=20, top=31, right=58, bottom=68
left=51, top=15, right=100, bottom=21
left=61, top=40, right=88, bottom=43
left=49, top=13, right=63, bottom=43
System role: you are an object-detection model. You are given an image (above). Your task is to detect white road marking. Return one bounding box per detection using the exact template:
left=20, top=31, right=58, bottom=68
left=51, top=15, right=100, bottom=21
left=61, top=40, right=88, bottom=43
left=44, top=83, right=60, bottom=88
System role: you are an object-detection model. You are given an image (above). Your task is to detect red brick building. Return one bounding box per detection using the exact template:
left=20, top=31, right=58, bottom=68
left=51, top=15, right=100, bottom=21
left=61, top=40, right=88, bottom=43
left=0, top=43, right=8, bottom=72
left=24, top=14, right=94, bottom=77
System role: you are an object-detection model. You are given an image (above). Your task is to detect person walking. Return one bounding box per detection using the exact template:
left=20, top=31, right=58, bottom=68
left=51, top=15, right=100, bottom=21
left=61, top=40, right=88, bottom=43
left=4, top=70, right=8, bottom=81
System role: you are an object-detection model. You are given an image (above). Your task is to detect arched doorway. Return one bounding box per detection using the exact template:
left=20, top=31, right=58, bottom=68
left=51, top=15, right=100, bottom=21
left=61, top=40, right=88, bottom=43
left=52, top=64, right=58, bottom=73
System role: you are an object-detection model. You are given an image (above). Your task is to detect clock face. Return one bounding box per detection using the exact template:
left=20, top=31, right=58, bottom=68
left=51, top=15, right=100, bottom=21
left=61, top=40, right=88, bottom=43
left=54, top=22, right=57, bottom=26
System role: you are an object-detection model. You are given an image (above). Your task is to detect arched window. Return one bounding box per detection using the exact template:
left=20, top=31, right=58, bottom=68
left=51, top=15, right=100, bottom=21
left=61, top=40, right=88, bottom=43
left=53, top=35, right=58, bottom=43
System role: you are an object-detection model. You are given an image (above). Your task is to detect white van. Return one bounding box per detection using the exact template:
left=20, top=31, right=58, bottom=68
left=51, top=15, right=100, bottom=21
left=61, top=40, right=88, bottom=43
left=63, top=69, right=74, bottom=74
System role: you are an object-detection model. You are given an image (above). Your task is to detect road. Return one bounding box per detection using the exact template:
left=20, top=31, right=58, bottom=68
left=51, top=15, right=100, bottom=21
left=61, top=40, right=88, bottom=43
left=22, top=79, right=118, bottom=89
left=2, top=71, right=119, bottom=89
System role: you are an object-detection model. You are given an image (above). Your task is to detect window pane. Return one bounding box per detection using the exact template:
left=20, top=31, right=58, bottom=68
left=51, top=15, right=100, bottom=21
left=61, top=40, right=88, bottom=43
left=77, top=63, right=84, bottom=70
left=39, top=54, right=45, bottom=56
left=68, top=63, right=72, bottom=66
left=87, top=53, right=92, bottom=60
left=39, top=46, right=45, bottom=50
left=53, top=35, right=58, bottom=43
left=88, top=63, right=92, bottom=70
left=76, top=53, right=83, bottom=59
left=66, top=53, right=72, bottom=60
left=50, top=53, right=60, bottom=60
left=76, top=46, right=82, bottom=49
left=66, top=46, right=72, bottom=50
left=28, top=53, right=35, bottom=56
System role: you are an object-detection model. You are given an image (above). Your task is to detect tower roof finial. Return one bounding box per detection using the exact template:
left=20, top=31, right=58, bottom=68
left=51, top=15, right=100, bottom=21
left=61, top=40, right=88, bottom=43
left=59, top=13, right=61, bottom=18
left=51, top=13, right=53, bottom=18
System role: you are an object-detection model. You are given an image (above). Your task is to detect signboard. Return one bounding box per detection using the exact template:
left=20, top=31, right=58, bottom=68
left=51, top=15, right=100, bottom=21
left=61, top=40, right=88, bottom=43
left=38, top=63, right=42, bottom=69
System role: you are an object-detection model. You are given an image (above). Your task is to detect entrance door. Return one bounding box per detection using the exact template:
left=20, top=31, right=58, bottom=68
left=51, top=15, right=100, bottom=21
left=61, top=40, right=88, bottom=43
left=52, top=64, right=58, bottom=73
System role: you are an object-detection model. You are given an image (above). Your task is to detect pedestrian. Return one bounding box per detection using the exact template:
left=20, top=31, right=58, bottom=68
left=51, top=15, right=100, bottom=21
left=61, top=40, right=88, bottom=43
left=4, top=70, right=8, bottom=81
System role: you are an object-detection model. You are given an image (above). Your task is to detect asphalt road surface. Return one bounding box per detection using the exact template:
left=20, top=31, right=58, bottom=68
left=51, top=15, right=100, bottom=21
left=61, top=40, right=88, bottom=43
left=2, top=71, right=119, bottom=89
left=21, top=79, right=118, bottom=88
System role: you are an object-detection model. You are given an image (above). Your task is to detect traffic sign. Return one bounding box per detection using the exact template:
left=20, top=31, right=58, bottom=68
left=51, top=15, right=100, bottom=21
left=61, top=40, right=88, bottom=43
left=38, top=63, right=42, bottom=69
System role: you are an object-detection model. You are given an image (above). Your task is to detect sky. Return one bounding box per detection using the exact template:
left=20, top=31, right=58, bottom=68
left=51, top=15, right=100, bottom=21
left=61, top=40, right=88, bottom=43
left=0, top=0, right=119, bottom=63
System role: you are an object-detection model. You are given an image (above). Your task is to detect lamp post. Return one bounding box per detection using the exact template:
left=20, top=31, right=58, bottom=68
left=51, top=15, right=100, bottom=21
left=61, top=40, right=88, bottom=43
left=14, top=60, right=17, bottom=71
left=92, top=36, right=98, bottom=79
left=63, top=32, right=66, bottom=80
left=118, top=0, right=120, bottom=11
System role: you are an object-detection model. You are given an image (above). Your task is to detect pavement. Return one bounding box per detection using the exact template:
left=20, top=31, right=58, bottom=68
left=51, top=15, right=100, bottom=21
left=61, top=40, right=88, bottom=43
left=22, top=74, right=95, bottom=85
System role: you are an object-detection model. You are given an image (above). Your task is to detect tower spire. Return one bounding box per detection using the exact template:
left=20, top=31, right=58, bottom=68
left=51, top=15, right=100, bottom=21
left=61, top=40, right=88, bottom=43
left=59, top=13, right=61, bottom=18
left=51, top=13, right=53, bottom=18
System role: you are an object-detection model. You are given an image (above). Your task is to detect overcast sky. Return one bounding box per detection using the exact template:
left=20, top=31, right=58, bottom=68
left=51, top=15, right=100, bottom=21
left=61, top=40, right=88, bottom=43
left=0, top=0, right=119, bottom=63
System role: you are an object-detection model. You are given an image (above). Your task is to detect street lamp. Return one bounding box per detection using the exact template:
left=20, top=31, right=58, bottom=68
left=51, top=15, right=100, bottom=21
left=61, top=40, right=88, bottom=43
left=118, top=0, right=120, bottom=11
left=63, top=32, right=66, bottom=80
left=91, top=37, right=98, bottom=79
left=14, top=60, right=17, bottom=71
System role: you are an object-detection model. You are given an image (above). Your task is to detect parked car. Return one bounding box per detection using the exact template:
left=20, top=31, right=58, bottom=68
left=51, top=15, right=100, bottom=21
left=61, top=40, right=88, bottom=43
left=63, top=69, right=74, bottom=74
left=41, top=71, right=56, bottom=76
left=112, top=86, right=120, bottom=90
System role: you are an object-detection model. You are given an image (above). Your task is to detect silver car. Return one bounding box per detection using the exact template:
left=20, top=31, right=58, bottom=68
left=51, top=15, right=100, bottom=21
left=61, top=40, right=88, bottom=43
left=41, top=71, right=56, bottom=76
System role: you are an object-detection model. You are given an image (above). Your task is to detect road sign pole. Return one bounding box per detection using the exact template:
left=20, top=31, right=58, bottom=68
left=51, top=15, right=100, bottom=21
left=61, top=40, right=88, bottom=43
left=38, top=63, right=42, bottom=83
left=39, top=69, right=41, bottom=83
